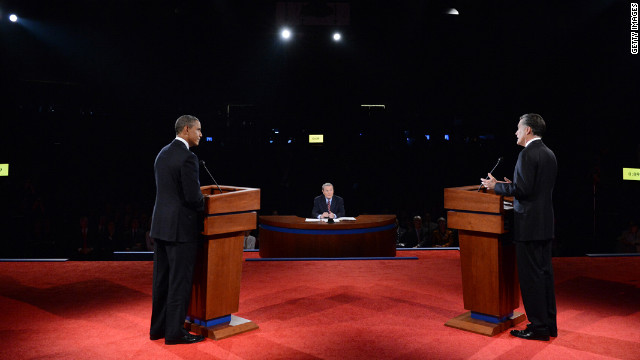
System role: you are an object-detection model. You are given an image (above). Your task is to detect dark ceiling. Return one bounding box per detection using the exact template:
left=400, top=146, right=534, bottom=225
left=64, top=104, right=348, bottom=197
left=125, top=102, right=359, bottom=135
left=1, top=0, right=635, bottom=129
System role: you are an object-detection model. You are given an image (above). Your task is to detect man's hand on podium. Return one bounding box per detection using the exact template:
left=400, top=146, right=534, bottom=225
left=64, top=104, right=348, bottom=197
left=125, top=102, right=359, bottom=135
left=321, top=212, right=336, bottom=219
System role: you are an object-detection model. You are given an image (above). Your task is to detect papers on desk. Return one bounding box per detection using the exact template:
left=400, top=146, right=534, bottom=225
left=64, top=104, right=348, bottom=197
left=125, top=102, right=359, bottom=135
left=304, top=217, right=357, bottom=223
left=503, top=201, right=514, bottom=210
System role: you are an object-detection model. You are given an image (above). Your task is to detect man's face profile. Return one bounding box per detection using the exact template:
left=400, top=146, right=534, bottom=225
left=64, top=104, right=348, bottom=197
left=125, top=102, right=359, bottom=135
left=515, top=119, right=529, bottom=147
left=322, top=185, right=334, bottom=199
left=184, top=120, right=202, bottom=147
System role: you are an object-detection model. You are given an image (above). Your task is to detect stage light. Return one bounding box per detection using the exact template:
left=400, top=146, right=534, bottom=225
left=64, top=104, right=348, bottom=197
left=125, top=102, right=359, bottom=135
left=446, top=8, right=459, bottom=15
left=206, top=137, right=213, bottom=142
left=425, top=135, right=430, bottom=140
left=280, top=28, right=291, bottom=40
left=9, top=14, right=18, bottom=22
left=332, top=32, right=342, bottom=41
left=444, top=134, right=450, bottom=141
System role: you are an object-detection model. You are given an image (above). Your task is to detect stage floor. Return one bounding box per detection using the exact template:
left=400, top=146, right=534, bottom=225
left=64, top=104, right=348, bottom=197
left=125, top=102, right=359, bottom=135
left=1, top=251, right=639, bottom=359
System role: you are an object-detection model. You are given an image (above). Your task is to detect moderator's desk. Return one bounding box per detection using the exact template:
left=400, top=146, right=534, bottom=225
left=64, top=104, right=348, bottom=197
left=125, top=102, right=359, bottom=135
left=258, top=215, right=397, bottom=258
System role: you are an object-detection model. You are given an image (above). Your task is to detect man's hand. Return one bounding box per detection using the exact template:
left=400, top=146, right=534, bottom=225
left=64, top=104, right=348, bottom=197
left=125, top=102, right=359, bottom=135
left=480, top=173, right=510, bottom=190
left=480, top=173, right=498, bottom=190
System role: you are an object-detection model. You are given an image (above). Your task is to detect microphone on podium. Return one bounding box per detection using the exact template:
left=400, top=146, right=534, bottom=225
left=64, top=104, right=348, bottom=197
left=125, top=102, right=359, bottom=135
left=478, top=157, right=504, bottom=192
left=199, top=160, right=223, bottom=194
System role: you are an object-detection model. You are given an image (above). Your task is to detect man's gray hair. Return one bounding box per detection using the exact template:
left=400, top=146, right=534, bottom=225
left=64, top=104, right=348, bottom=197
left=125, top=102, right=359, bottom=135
left=322, top=183, right=333, bottom=190
left=175, top=115, right=200, bottom=135
left=519, top=113, right=546, bottom=137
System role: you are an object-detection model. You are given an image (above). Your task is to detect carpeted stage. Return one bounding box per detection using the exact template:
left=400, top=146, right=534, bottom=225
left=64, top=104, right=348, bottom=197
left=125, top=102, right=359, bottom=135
left=1, top=250, right=639, bottom=359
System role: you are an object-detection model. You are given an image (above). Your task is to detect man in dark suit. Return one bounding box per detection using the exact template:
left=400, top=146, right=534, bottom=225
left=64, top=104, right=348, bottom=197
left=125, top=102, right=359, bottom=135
left=149, top=115, right=206, bottom=345
left=481, top=113, right=558, bottom=341
left=311, top=183, right=345, bottom=219
left=400, top=216, right=429, bottom=248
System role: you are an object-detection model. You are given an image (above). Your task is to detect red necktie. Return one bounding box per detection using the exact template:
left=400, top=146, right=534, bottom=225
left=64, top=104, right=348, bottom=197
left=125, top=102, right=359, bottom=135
left=327, top=200, right=331, bottom=212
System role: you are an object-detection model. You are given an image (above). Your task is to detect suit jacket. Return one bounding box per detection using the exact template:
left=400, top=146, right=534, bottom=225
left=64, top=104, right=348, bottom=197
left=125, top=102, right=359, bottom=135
left=401, top=227, right=429, bottom=248
left=150, top=139, right=204, bottom=242
left=494, top=140, right=557, bottom=242
left=312, top=195, right=345, bottom=218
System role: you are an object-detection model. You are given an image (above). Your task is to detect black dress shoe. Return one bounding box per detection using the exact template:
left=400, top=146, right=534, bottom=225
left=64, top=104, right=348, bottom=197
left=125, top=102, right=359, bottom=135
left=149, top=333, right=164, bottom=340
left=511, top=329, right=550, bottom=341
left=165, top=333, right=205, bottom=345
left=525, top=323, right=557, bottom=337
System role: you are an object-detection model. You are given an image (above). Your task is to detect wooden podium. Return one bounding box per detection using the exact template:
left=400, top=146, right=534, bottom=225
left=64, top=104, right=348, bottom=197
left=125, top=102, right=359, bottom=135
left=185, top=184, right=260, bottom=340
left=443, top=185, right=526, bottom=336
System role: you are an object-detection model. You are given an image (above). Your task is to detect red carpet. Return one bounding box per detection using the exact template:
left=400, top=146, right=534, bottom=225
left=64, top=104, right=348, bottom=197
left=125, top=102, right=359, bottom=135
left=1, top=251, right=639, bottom=359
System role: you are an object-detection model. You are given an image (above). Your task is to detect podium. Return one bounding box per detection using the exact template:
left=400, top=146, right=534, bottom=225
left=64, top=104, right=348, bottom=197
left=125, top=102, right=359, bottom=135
left=443, top=185, right=526, bottom=336
left=185, top=185, right=260, bottom=340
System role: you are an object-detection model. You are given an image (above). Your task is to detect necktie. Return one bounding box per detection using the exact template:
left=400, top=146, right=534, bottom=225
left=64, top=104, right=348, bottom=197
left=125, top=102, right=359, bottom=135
left=327, top=200, right=331, bottom=212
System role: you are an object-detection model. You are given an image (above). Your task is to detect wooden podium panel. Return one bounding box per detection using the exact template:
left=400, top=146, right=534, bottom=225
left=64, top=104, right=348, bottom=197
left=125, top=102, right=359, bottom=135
left=447, top=211, right=508, bottom=234
left=458, top=232, right=519, bottom=316
left=186, top=185, right=260, bottom=340
left=444, top=186, right=525, bottom=336
left=444, top=186, right=505, bottom=213
left=191, top=233, right=244, bottom=319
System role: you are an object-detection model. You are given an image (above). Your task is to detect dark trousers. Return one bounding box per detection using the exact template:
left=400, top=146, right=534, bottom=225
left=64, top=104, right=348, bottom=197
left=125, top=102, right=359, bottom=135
left=516, top=239, right=557, bottom=334
left=150, top=240, right=198, bottom=339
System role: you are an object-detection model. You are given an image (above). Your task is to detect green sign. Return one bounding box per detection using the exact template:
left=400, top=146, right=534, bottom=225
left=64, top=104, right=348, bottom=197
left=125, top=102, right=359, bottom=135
left=623, top=168, right=640, bottom=181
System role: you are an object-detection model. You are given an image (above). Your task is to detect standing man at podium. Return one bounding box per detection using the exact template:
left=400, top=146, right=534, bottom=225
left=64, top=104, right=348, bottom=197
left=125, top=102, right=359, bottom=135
left=481, top=113, right=558, bottom=341
left=312, top=183, right=345, bottom=219
left=149, top=115, right=206, bottom=345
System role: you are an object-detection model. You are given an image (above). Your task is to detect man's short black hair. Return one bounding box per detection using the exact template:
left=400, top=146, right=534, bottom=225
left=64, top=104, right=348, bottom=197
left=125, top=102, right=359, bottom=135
left=174, top=115, right=199, bottom=135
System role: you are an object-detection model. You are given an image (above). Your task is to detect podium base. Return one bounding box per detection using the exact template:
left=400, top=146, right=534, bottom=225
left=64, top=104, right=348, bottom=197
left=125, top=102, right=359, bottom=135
left=185, top=315, right=258, bottom=340
left=445, top=311, right=526, bottom=336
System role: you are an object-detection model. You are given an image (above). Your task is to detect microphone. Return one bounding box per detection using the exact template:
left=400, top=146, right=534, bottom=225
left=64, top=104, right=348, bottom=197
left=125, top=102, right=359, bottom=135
left=478, top=157, right=504, bottom=191
left=199, top=160, right=223, bottom=194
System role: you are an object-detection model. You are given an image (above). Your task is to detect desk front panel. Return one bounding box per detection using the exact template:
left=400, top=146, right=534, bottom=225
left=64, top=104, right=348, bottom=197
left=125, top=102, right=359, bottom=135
left=258, top=215, right=396, bottom=258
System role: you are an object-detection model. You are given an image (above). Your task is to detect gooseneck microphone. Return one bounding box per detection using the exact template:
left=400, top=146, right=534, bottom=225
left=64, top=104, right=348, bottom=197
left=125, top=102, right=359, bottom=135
left=199, top=160, right=223, bottom=194
left=478, top=157, right=504, bottom=191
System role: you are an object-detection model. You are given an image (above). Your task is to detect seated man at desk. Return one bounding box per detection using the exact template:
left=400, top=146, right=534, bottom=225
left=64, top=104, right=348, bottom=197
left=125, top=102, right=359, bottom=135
left=312, top=183, right=345, bottom=219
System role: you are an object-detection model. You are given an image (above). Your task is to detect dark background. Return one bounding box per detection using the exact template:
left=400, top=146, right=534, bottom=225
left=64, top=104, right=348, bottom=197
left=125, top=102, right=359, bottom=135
left=0, top=0, right=638, bottom=257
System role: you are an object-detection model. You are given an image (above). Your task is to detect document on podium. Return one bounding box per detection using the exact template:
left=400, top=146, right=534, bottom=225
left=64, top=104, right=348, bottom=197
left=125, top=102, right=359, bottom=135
left=305, top=218, right=356, bottom=223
